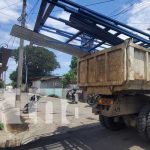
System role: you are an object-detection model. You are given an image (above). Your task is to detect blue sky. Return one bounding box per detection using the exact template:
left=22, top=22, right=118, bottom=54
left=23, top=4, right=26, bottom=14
left=0, top=0, right=150, bottom=83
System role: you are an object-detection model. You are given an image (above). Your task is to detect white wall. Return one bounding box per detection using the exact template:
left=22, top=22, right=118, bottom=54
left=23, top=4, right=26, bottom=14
left=32, top=80, right=41, bottom=88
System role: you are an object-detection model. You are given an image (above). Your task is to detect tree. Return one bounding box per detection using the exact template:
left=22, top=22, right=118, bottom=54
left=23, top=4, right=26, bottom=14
left=69, top=56, right=77, bottom=73
left=9, top=70, right=17, bottom=88
left=10, top=45, right=60, bottom=86
left=62, top=56, right=78, bottom=87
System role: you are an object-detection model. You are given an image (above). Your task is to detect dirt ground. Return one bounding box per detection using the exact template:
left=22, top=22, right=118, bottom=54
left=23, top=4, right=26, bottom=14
left=1, top=92, right=150, bottom=150
left=0, top=92, right=99, bottom=147
left=7, top=125, right=150, bottom=150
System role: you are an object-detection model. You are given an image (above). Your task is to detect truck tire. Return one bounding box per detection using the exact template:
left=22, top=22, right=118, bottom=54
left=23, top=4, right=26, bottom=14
left=137, top=105, right=150, bottom=140
left=99, top=115, right=106, bottom=127
left=99, top=115, right=125, bottom=130
left=146, top=112, right=150, bottom=140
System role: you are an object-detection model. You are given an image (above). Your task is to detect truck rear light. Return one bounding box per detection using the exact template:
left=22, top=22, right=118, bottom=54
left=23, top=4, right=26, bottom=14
left=99, top=98, right=113, bottom=105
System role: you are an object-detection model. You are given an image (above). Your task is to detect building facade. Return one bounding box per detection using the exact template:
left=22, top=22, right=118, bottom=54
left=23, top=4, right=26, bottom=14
left=31, top=76, right=66, bottom=98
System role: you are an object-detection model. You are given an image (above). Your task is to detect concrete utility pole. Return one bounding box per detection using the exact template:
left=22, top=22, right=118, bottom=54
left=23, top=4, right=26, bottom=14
left=16, top=0, right=27, bottom=107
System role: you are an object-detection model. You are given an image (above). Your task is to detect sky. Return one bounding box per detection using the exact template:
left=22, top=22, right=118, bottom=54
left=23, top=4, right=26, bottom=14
left=0, top=0, right=150, bottom=84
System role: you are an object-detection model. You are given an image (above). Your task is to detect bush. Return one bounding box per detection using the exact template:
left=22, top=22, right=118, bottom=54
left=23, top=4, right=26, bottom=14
left=0, top=80, right=4, bottom=88
left=0, top=122, right=4, bottom=130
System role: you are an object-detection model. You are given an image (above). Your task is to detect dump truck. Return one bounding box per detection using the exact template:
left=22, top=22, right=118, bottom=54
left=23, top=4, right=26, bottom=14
left=78, top=39, right=150, bottom=140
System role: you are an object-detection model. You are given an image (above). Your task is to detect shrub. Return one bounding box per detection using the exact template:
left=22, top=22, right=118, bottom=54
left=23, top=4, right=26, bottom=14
left=0, top=122, right=4, bottom=130
left=0, top=80, right=4, bottom=88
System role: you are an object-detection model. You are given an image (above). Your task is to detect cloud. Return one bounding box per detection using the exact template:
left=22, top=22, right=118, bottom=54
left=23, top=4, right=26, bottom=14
left=61, top=61, right=70, bottom=67
left=0, top=0, right=21, bottom=23
left=43, top=11, right=79, bottom=42
left=0, top=0, right=23, bottom=49
left=52, top=53, right=72, bottom=76
left=127, top=0, right=150, bottom=34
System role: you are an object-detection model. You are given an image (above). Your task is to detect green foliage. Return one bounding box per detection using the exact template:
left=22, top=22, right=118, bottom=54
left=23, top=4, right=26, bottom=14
left=10, top=46, right=60, bottom=85
left=62, top=56, right=78, bottom=87
left=0, top=80, right=4, bottom=88
left=0, top=122, right=4, bottom=130
left=69, top=56, right=77, bottom=73
left=9, top=71, right=17, bottom=87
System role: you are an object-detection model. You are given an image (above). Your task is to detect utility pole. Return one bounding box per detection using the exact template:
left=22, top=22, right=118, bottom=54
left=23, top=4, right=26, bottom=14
left=25, top=49, right=28, bottom=92
left=16, top=0, right=27, bottom=107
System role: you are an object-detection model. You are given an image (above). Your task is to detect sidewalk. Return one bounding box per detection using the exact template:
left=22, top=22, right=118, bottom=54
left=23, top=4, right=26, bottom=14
left=0, top=91, right=99, bottom=148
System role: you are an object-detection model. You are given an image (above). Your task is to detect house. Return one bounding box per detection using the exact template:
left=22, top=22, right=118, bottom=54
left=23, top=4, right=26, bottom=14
left=31, top=76, right=65, bottom=98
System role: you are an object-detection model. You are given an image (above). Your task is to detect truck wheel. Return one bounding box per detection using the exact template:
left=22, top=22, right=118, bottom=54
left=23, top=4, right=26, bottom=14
left=137, top=105, right=150, bottom=140
left=146, top=112, right=150, bottom=140
left=99, top=115, right=125, bottom=130
left=99, top=115, right=106, bottom=127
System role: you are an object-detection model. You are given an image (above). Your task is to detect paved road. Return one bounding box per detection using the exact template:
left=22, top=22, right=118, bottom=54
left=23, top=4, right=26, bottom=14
left=6, top=125, right=150, bottom=150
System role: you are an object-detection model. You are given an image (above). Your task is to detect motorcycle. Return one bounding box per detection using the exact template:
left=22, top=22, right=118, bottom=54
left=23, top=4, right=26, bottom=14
left=66, top=89, right=78, bottom=103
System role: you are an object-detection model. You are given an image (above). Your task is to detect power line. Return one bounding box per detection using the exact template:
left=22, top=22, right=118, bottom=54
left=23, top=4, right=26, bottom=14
left=108, top=0, right=131, bottom=16
left=0, top=1, right=21, bottom=11
left=84, top=0, right=115, bottom=7
left=131, top=3, right=150, bottom=14
left=110, top=0, right=140, bottom=18
left=31, top=0, right=116, bottom=15
left=0, top=11, right=16, bottom=18
left=27, top=0, right=39, bottom=17
left=11, top=37, right=16, bottom=49
left=110, top=0, right=150, bottom=18
left=26, top=0, right=39, bottom=23
left=7, top=36, right=13, bottom=45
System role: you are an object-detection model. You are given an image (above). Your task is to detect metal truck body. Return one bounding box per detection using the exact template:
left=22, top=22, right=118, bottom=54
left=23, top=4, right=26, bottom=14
left=78, top=40, right=150, bottom=138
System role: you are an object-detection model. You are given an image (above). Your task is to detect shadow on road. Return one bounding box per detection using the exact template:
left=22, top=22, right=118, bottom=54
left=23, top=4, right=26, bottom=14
left=3, top=122, right=150, bottom=150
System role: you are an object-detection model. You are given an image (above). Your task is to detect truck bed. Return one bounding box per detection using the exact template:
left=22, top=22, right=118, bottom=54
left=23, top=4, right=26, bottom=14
left=78, top=41, right=150, bottom=95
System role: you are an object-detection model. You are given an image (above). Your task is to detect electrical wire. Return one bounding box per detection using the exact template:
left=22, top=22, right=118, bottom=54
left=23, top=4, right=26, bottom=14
left=111, top=0, right=139, bottom=17
left=26, top=0, right=39, bottom=24
left=0, top=43, right=8, bottom=48
left=11, top=37, right=16, bottom=49
left=27, top=0, right=39, bottom=18
left=0, top=1, right=21, bottom=11
left=0, top=11, right=15, bottom=18
left=108, top=0, right=131, bottom=16
left=84, top=0, right=115, bottom=7
left=7, top=36, right=13, bottom=46
left=131, top=3, right=150, bottom=14
left=110, top=0, right=144, bottom=18
left=34, top=0, right=116, bottom=15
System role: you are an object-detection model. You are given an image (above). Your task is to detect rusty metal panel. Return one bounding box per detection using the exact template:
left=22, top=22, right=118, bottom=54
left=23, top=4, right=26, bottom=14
left=79, top=60, right=87, bottom=84
left=78, top=41, right=150, bottom=95
left=96, top=54, right=106, bottom=82
left=134, top=48, right=145, bottom=80
left=78, top=43, right=125, bottom=87
left=88, top=58, right=95, bottom=83
left=107, top=49, right=123, bottom=82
